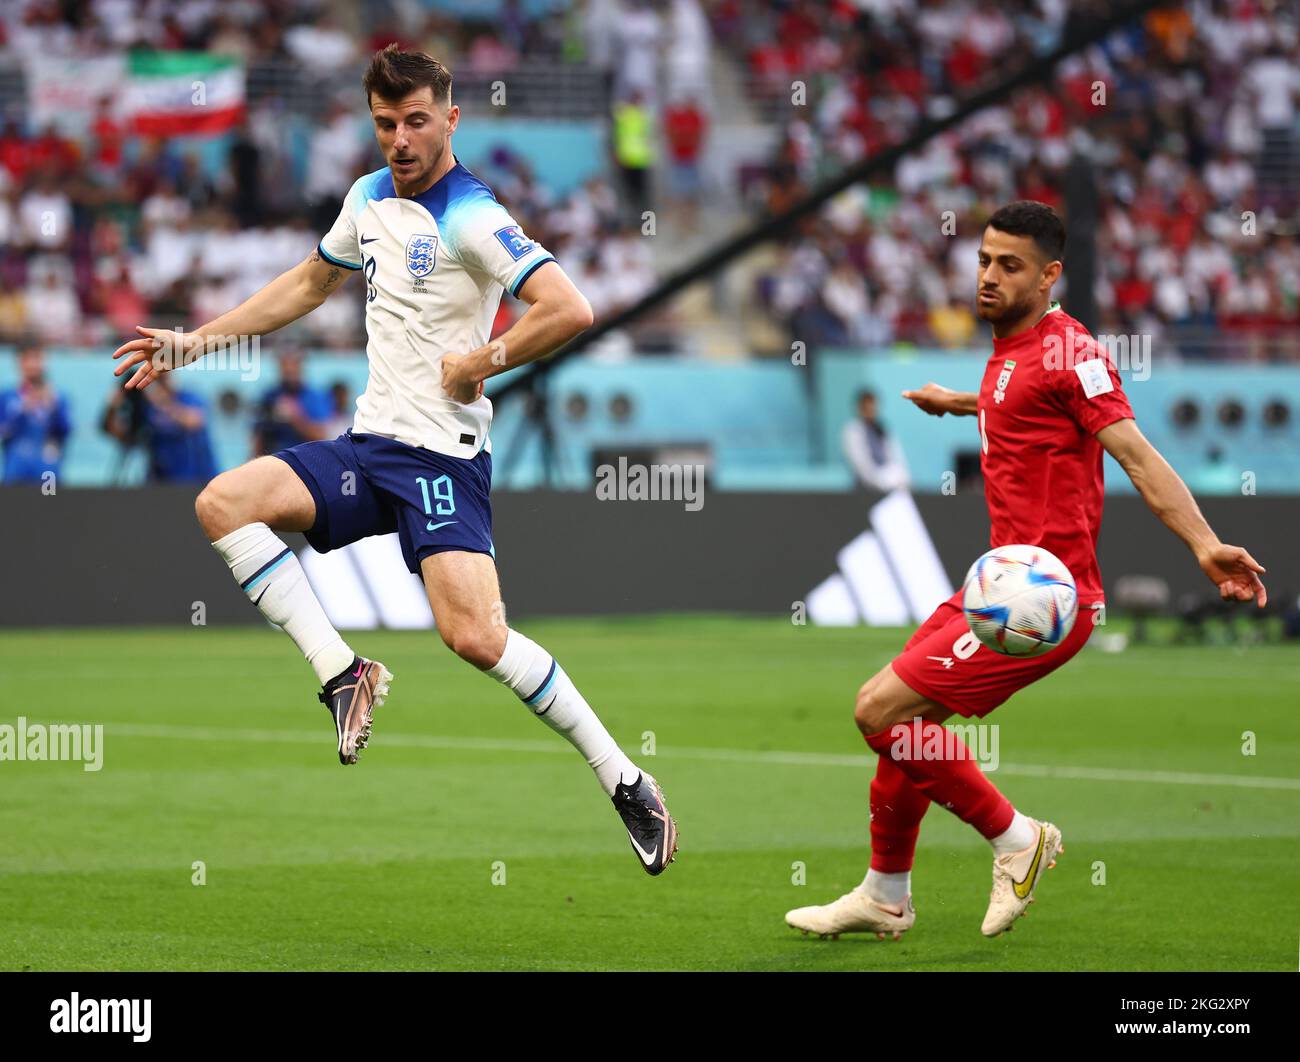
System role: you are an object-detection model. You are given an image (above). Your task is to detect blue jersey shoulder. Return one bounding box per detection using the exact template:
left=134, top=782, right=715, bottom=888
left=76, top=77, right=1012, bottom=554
left=348, top=167, right=395, bottom=216
left=352, top=160, right=499, bottom=220
left=412, top=161, right=500, bottom=227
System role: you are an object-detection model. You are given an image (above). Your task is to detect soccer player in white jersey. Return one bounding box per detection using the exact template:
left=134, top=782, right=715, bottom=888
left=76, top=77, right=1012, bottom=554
left=111, top=45, right=677, bottom=875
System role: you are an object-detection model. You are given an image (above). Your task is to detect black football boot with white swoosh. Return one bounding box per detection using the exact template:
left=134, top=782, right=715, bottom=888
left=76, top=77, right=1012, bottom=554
left=611, top=772, right=678, bottom=875
left=318, top=656, right=394, bottom=765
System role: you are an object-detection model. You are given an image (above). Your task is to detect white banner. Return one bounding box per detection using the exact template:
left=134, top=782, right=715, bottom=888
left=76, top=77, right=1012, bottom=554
left=22, top=55, right=127, bottom=139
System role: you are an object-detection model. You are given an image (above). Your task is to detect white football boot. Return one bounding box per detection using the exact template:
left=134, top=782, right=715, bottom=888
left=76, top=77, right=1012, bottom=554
left=981, top=819, right=1063, bottom=937
left=785, top=887, right=915, bottom=941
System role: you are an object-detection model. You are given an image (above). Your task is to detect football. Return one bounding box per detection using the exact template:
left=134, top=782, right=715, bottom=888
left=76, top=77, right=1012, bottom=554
left=962, top=544, right=1079, bottom=657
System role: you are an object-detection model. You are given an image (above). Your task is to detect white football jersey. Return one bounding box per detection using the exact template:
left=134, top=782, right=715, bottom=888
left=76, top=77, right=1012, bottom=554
left=318, top=160, right=555, bottom=458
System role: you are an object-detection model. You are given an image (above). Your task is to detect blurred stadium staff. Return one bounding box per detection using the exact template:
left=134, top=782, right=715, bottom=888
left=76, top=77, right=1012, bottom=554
left=842, top=389, right=910, bottom=493
left=102, top=373, right=216, bottom=483
left=0, top=341, right=71, bottom=483
left=253, top=349, right=329, bottom=455
left=611, top=90, right=655, bottom=211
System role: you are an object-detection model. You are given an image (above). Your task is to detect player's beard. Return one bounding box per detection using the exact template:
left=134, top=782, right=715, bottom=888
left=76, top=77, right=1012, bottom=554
left=976, top=288, right=1038, bottom=327
left=392, top=135, right=447, bottom=191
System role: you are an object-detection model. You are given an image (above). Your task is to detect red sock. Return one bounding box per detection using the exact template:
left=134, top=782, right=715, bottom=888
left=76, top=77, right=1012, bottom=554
left=869, top=753, right=931, bottom=873
left=865, top=718, right=1014, bottom=840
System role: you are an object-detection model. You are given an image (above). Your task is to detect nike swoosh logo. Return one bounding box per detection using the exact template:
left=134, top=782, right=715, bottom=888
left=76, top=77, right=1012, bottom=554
left=628, top=832, right=659, bottom=866
left=1013, top=829, right=1047, bottom=899
left=251, top=586, right=270, bottom=607
left=426, top=520, right=458, bottom=532
left=360, top=235, right=379, bottom=244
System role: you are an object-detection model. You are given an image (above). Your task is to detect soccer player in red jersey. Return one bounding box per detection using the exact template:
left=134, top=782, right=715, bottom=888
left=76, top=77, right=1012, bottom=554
left=786, top=201, right=1267, bottom=940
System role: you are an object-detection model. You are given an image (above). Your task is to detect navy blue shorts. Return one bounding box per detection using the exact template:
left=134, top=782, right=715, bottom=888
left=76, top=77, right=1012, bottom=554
left=274, top=431, right=494, bottom=574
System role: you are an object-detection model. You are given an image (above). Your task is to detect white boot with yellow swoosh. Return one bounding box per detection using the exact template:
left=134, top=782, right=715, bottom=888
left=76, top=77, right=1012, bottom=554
left=981, top=819, right=1063, bottom=937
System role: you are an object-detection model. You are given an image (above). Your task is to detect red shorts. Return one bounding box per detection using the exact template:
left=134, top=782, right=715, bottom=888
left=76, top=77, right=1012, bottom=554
left=890, top=591, right=1097, bottom=718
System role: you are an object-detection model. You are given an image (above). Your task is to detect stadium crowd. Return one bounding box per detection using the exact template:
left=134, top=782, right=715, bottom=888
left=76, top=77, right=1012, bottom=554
left=730, top=0, right=1300, bottom=359
left=0, top=0, right=669, bottom=359
left=0, top=0, right=1297, bottom=376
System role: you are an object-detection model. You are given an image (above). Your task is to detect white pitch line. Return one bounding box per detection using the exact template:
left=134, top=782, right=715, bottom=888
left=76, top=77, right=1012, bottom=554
left=990, top=762, right=1300, bottom=792
left=103, top=722, right=1300, bottom=793
left=109, top=723, right=559, bottom=756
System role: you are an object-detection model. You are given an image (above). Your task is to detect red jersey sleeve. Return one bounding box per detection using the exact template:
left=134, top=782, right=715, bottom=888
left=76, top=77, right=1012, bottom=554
left=1047, top=349, right=1134, bottom=435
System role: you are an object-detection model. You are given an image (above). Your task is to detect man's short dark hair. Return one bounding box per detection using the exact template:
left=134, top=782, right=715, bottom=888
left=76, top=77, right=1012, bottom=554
left=857, top=389, right=877, bottom=405
left=363, top=44, right=452, bottom=108
left=985, top=201, right=1065, bottom=263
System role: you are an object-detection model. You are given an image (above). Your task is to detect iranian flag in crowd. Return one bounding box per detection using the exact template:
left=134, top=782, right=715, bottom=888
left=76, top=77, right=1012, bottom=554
left=120, top=52, right=245, bottom=136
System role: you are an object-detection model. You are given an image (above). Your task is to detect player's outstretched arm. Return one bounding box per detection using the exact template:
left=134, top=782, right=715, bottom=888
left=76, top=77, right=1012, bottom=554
left=902, top=382, right=978, bottom=416
left=1098, top=417, right=1267, bottom=607
left=111, top=250, right=352, bottom=390
left=438, top=262, right=592, bottom=403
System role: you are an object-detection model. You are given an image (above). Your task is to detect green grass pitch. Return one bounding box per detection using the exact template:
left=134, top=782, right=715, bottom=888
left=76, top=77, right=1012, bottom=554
left=2, top=616, right=1297, bottom=971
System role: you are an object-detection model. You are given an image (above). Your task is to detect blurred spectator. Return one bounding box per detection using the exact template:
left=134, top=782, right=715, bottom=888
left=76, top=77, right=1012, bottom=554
left=18, top=170, right=72, bottom=252
left=283, top=12, right=357, bottom=71
left=599, top=223, right=657, bottom=314
left=0, top=119, right=29, bottom=183
left=663, top=91, right=707, bottom=223
left=611, top=91, right=655, bottom=215
left=323, top=380, right=353, bottom=439
left=207, top=13, right=257, bottom=62
left=465, top=27, right=518, bottom=74
left=0, top=341, right=70, bottom=483
left=842, top=390, right=910, bottom=493
left=27, top=266, right=82, bottom=343
left=88, top=96, right=125, bottom=181
left=227, top=118, right=263, bottom=228
left=1245, top=42, right=1300, bottom=133
left=27, top=123, right=78, bottom=174
left=101, top=375, right=216, bottom=484
left=615, top=1, right=663, bottom=107
left=253, top=350, right=330, bottom=455
left=823, top=257, right=888, bottom=346
left=665, top=0, right=712, bottom=105
left=929, top=295, right=978, bottom=349
left=564, top=246, right=614, bottom=319
left=121, top=137, right=168, bottom=204
left=93, top=258, right=149, bottom=338
left=142, top=179, right=192, bottom=229
left=138, top=213, right=199, bottom=301
left=304, top=98, right=365, bottom=233
left=584, top=0, right=621, bottom=95
left=1203, top=147, right=1254, bottom=207
left=176, top=154, right=219, bottom=214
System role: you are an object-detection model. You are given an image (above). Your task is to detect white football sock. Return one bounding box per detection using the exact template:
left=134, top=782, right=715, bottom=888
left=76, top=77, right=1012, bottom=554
left=487, top=629, right=638, bottom=796
left=212, top=522, right=354, bottom=686
left=991, top=811, right=1038, bottom=855
left=863, top=869, right=911, bottom=907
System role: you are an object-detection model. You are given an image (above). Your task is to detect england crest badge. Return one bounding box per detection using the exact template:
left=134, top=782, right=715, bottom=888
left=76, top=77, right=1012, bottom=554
left=406, top=233, right=438, bottom=278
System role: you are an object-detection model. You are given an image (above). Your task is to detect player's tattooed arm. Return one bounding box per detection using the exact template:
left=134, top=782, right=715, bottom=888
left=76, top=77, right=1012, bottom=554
left=306, top=249, right=346, bottom=296
left=113, top=249, right=352, bottom=387
left=1098, top=418, right=1267, bottom=607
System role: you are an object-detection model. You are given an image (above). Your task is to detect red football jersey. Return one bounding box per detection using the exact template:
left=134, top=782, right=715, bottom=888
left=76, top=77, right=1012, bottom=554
left=976, top=303, right=1134, bottom=603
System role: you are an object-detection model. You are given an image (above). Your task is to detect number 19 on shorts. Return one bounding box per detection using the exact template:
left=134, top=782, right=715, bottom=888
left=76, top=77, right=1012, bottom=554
left=417, top=474, right=456, bottom=531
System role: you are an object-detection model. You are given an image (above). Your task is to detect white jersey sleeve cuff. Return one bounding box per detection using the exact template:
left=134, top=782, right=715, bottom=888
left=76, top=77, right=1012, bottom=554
left=508, top=255, right=556, bottom=298
left=318, top=240, right=362, bottom=270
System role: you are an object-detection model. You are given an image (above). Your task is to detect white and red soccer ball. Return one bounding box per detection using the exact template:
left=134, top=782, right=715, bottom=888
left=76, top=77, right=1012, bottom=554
left=961, top=544, right=1079, bottom=657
